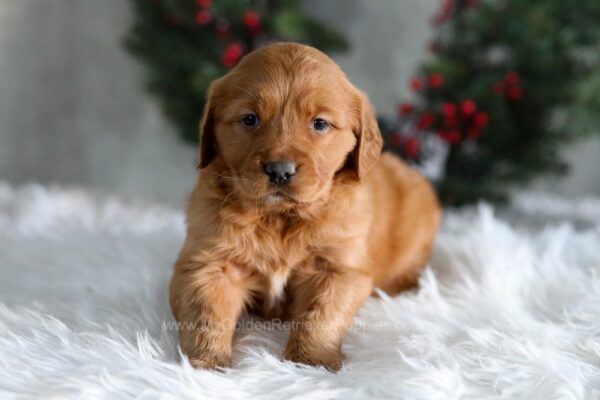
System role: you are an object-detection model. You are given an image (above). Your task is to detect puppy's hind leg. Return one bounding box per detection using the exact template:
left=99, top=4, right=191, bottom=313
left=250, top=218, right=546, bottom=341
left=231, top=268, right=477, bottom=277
left=378, top=261, right=423, bottom=296
left=377, top=230, right=438, bottom=296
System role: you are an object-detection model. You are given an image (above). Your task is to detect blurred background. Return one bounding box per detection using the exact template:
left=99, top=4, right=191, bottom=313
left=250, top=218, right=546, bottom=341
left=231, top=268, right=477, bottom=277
left=1, top=0, right=599, bottom=206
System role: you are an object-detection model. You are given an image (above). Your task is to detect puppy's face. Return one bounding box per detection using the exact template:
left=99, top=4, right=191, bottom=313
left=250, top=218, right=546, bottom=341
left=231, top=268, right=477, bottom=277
left=199, top=44, right=382, bottom=210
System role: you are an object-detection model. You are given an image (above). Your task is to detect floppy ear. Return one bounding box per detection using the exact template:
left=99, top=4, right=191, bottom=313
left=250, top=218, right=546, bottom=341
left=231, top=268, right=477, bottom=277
left=353, top=92, right=383, bottom=179
left=198, top=82, right=220, bottom=169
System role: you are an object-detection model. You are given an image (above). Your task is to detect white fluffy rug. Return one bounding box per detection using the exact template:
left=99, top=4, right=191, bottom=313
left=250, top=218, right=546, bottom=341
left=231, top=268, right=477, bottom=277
left=1, top=183, right=599, bottom=399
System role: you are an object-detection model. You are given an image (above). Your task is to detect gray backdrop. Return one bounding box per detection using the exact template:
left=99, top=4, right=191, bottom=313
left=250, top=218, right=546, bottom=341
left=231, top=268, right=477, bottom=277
left=0, top=0, right=598, bottom=205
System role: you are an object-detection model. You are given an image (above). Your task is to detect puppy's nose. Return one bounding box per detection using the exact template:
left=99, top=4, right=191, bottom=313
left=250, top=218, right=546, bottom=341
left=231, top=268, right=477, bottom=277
left=263, top=161, right=296, bottom=185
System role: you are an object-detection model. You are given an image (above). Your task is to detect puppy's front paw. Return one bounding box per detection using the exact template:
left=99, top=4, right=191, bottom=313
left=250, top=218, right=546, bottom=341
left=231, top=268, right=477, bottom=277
left=188, top=352, right=231, bottom=370
left=284, top=345, right=344, bottom=372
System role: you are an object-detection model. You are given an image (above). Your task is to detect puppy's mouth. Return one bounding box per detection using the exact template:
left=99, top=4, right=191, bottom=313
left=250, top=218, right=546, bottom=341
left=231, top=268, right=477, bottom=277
left=262, top=190, right=297, bottom=206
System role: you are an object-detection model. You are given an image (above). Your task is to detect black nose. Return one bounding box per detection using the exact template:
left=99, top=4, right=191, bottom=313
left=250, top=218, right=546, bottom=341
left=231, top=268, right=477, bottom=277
left=263, top=161, right=296, bottom=185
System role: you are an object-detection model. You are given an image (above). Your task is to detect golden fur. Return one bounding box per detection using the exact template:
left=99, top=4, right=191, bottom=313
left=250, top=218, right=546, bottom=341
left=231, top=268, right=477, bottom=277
left=169, top=43, right=441, bottom=371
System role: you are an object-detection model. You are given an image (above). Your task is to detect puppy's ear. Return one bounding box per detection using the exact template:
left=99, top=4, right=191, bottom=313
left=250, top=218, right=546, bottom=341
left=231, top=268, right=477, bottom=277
left=353, top=92, right=383, bottom=179
left=198, top=81, right=221, bottom=169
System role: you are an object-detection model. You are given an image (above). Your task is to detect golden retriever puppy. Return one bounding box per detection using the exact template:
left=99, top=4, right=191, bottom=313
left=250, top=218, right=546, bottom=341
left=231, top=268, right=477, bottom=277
left=170, top=42, right=441, bottom=371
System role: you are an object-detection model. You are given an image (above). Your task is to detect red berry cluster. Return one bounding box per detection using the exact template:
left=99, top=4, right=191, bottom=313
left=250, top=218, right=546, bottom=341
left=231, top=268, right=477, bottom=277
left=492, top=71, right=523, bottom=101
left=388, top=130, right=420, bottom=159
left=437, top=99, right=488, bottom=143
left=410, top=72, right=445, bottom=92
left=189, top=0, right=263, bottom=69
left=393, top=96, right=489, bottom=157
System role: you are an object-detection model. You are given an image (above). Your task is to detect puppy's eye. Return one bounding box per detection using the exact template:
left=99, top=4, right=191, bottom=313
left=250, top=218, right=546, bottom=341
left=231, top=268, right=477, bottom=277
left=240, top=113, right=259, bottom=128
left=312, top=118, right=330, bottom=132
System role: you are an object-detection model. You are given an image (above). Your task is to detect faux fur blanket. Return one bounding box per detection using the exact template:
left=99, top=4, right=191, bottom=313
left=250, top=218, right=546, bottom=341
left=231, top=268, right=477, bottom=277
left=1, top=183, right=599, bottom=399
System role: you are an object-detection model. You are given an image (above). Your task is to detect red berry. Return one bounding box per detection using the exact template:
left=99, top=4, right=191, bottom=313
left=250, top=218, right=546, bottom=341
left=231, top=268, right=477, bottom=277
left=398, top=102, right=413, bottom=115
left=441, top=102, right=457, bottom=117
left=428, top=73, right=444, bottom=88
left=404, top=137, right=420, bottom=158
left=195, top=10, right=212, bottom=25
left=504, top=71, right=520, bottom=86
left=409, top=78, right=424, bottom=92
left=439, top=130, right=461, bottom=144
left=473, top=111, right=489, bottom=126
left=444, top=115, right=458, bottom=127
left=197, top=0, right=212, bottom=7
left=222, top=43, right=244, bottom=68
left=243, top=11, right=261, bottom=33
left=390, top=132, right=402, bottom=147
left=416, top=113, right=435, bottom=130
left=507, top=86, right=523, bottom=100
left=492, top=82, right=505, bottom=95
left=460, top=99, right=477, bottom=115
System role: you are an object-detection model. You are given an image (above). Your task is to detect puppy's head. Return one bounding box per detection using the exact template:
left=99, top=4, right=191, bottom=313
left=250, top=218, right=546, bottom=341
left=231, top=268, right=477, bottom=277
left=199, top=43, right=382, bottom=210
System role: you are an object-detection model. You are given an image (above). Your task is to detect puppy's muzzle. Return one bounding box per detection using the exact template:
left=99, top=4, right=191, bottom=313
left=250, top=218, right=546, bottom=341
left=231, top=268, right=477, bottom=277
left=263, top=161, right=296, bottom=186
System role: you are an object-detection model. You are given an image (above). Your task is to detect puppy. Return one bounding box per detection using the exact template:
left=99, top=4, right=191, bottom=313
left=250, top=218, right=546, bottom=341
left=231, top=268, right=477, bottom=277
left=170, top=42, right=441, bottom=371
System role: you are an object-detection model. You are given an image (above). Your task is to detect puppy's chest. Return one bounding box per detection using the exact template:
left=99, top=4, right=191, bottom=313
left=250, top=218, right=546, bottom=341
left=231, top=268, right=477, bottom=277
left=235, top=218, right=307, bottom=273
left=223, top=217, right=310, bottom=314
